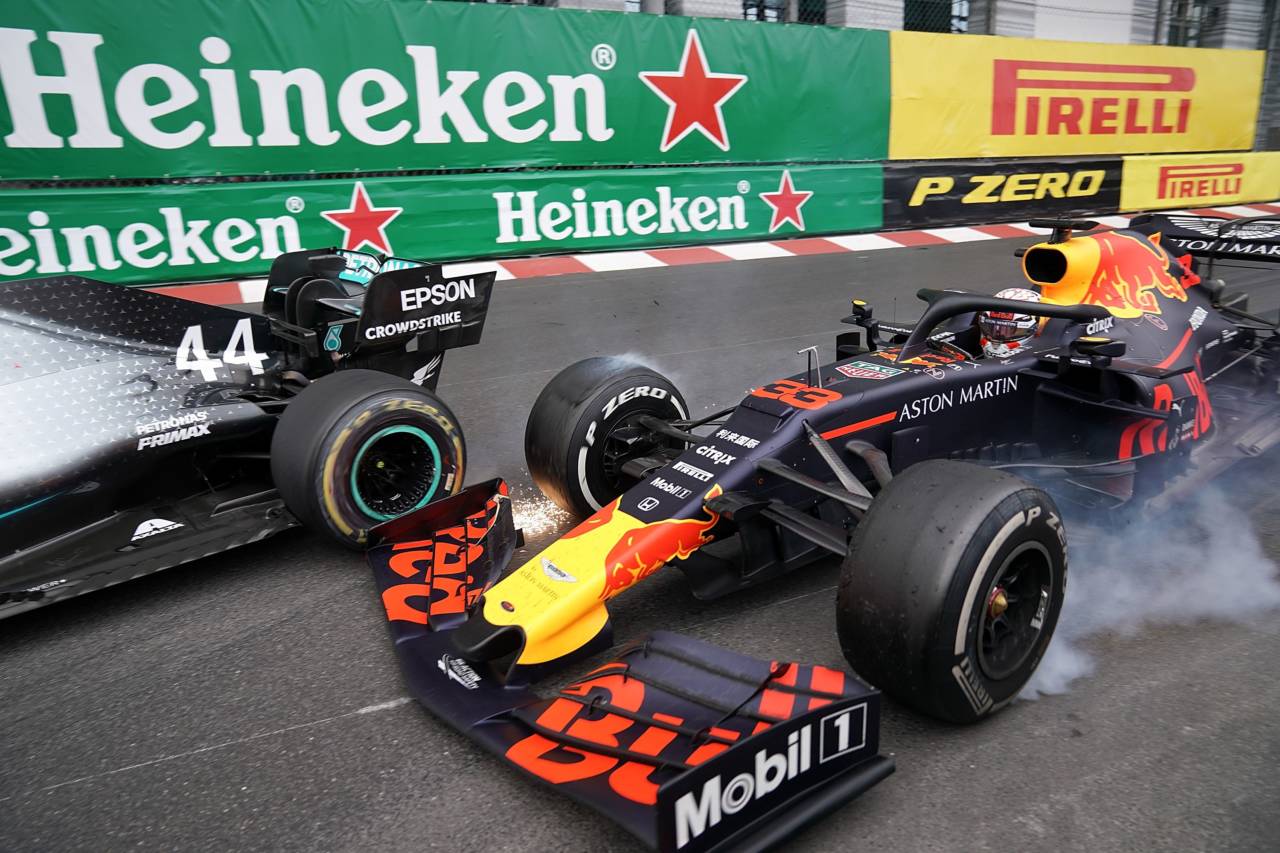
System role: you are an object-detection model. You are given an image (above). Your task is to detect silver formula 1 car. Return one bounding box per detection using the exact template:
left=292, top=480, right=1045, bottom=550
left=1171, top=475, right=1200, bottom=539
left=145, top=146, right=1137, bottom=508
left=1, top=248, right=495, bottom=618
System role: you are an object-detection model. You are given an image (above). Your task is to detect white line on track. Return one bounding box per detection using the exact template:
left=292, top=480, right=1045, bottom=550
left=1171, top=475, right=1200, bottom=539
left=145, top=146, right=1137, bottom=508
left=711, top=241, right=796, bottom=260
left=825, top=233, right=903, bottom=251
left=573, top=250, right=667, bottom=272
left=239, top=280, right=267, bottom=302
left=1212, top=204, right=1272, bottom=217
left=921, top=226, right=998, bottom=242
left=0, top=696, right=412, bottom=804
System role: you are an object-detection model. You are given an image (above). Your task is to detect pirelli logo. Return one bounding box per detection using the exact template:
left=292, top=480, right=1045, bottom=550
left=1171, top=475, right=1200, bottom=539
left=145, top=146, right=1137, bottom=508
left=1156, top=162, right=1244, bottom=200
left=992, top=60, right=1195, bottom=137
left=1119, top=152, right=1273, bottom=212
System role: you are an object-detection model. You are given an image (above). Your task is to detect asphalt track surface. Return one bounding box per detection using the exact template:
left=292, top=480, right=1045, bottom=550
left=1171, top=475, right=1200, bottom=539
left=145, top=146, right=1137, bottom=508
left=4, top=236, right=1280, bottom=852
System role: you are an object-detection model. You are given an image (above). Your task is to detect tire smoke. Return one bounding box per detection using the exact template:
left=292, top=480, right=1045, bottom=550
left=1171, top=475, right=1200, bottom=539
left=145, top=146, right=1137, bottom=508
left=1022, top=480, right=1280, bottom=698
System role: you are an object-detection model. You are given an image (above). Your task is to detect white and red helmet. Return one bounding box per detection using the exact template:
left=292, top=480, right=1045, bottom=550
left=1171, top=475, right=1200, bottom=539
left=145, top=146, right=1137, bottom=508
left=980, top=288, right=1041, bottom=358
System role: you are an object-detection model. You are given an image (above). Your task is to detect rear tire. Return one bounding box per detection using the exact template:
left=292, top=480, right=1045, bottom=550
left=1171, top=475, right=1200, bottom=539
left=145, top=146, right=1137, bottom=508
left=836, top=460, right=1067, bottom=723
left=271, top=369, right=465, bottom=548
left=525, top=357, right=687, bottom=517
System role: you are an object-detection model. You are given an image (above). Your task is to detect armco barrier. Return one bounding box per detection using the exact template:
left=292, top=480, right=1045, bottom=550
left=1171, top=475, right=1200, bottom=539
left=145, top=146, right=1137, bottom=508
left=0, top=164, right=882, bottom=285
left=0, top=1, right=1273, bottom=287
left=889, top=31, right=1263, bottom=160
left=0, top=1, right=889, bottom=180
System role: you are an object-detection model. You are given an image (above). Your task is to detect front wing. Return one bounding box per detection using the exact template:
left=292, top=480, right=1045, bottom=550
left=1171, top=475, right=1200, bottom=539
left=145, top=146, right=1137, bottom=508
left=367, top=482, right=893, bottom=852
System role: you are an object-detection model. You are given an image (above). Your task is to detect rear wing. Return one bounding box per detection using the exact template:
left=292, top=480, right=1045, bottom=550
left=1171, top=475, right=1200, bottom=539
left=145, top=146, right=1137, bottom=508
left=355, top=265, right=496, bottom=354
left=1129, top=213, right=1280, bottom=264
left=262, top=248, right=447, bottom=319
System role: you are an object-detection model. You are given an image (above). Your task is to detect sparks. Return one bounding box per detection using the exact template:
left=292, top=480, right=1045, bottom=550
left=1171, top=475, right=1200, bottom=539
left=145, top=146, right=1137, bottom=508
left=510, top=489, right=574, bottom=543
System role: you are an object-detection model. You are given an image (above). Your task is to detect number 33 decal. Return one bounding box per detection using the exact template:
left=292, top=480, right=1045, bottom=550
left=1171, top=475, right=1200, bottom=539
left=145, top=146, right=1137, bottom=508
left=752, top=379, right=842, bottom=410
left=176, top=318, right=267, bottom=381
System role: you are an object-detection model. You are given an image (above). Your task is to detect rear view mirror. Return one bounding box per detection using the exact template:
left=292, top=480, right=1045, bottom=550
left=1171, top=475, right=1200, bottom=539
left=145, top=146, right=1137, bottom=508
left=1072, top=336, right=1126, bottom=358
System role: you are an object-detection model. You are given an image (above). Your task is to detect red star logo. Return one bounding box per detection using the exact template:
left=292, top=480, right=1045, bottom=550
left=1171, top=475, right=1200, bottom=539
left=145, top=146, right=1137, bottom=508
left=639, top=30, right=748, bottom=153
left=320, top=182, right=403, bottom=255
left=759, top=171, right=814, bottom=233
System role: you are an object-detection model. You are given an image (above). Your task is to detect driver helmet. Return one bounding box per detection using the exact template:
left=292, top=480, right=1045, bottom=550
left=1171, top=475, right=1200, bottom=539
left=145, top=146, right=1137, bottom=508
left=980, top=288, right=1042, bottom=358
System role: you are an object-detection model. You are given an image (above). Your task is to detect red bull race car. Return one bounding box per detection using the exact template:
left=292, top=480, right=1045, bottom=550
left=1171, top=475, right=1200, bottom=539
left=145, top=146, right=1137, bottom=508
left=366, top=214, right=1280, bottom=851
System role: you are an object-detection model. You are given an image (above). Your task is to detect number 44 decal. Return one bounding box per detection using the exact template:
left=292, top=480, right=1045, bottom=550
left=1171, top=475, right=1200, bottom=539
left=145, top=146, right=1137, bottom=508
left=176, top=318, right=267, bottom=381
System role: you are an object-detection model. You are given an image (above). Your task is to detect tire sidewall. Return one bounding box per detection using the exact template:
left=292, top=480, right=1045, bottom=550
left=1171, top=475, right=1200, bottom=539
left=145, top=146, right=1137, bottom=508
left=312, top=391, right=465, bottom=545
left=930, top=491, right=1068, bottom=722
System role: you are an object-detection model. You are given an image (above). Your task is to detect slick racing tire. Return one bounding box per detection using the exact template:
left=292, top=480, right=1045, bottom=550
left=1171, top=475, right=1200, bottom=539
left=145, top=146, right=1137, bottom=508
left=836, top=460, right=1067, bottom=724
left=271, top=369, right=465, bottom=549
left=526, top=357, right=687, bottom=517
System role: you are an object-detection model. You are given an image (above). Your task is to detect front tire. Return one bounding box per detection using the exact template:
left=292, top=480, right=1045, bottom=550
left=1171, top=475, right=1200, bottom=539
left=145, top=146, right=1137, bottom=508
left=837, top=460, right=1067, bottom=723
left=525, top=357, right=687, bottom=517
left=271, top=369, right=465, bottom=548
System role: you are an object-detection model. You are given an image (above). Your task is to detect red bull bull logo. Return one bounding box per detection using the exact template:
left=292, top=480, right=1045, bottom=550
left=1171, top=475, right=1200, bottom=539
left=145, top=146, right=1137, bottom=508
left=1080, top=233, right=1194, bottom=318
left=1030, top=231, right=1198, bottom=319
left=600, top=486, right=723, bottom=599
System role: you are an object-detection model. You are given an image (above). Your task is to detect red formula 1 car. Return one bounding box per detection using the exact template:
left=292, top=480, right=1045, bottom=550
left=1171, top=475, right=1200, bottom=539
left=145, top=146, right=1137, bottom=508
left=365, top=214, right=1280, bottom=851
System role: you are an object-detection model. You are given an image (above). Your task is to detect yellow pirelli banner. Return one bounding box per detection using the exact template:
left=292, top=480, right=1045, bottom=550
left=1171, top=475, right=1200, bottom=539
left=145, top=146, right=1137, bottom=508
left=890, top=32, right=1264, bottom=160
left=1120, top=151, right=1280, bottom=211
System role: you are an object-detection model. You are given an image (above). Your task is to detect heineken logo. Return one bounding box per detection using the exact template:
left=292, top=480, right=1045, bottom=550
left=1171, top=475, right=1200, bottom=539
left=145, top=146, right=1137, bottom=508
left=321, top=182, right=403, bottom=255
left=0, top=170, right=823, bottom=278
left=494, top=185, right=749, bottom=244
left=1, top=3, right=888, bottom=185
left=0, top=206, right=300, bottom=277
left=492, top=170, right=814, bottom=246
left=0, top=186, right=409, bottom=277
left=0, top=25, right=760, bottom=158
left=0, top=29, right=615, bottom=152
left=639, top=30, right=748, bottom=153
left=0, top=26, right=761, bottom=157
left=759, top=171, right=814, bottom=233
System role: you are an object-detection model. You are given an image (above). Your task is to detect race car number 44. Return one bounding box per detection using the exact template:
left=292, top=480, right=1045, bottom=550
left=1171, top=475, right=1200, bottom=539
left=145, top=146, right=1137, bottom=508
left=175, top=318, right=266, bottom=380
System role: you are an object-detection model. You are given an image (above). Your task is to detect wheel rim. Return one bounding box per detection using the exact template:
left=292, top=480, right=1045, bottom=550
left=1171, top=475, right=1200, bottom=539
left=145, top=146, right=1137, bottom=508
left=977, top=541, right=1053, bottom=681
left=350, top=425, right=442, bottom=521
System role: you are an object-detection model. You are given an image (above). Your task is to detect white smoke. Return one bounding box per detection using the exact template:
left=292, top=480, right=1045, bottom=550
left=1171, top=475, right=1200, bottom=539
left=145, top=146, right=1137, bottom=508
left=1022, top=484, right=1280, bottom=698
left=609, top=350, right=673, bottom=383
left=607, top=351, right=713, bottom=416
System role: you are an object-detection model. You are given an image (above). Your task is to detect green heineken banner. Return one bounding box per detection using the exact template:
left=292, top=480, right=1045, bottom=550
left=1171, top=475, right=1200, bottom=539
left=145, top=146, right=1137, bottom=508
left=0, top=1, right=890, bottom=180
left=0, top=164, right=882, bottom=284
